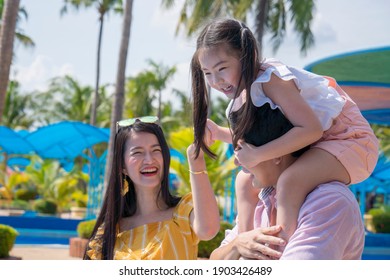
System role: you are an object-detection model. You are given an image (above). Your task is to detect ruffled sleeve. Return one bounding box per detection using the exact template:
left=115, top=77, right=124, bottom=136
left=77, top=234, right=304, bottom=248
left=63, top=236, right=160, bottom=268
left=250, top=58, right=346, bottom=131
left=173, top=193, right=199, bottom=244
left=86, top=226, right=104, bottom=260
left=250, top=58, right=292, bottom=110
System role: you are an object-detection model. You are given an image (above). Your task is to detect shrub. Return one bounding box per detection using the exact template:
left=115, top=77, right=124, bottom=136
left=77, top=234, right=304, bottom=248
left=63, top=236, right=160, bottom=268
left=0, top=224, right=19, bottom=258
left=72, top=191, right=88, bottom=208
left=368, top=206, right=390, bottom=233
left=198, top=221, right=233, bottom=258
left=10, top=199, right=31, bottom=210
left=15, top=188, right=38, bottom=201
left=33, top=199, right=57, bottom=214
left=0, top=199, right=11, bottom=209
left=77, top=219, right=97, bottom=239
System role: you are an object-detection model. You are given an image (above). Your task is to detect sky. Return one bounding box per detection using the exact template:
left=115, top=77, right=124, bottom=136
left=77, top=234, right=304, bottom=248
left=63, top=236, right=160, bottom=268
left=11, top=0, right=390, bottom=106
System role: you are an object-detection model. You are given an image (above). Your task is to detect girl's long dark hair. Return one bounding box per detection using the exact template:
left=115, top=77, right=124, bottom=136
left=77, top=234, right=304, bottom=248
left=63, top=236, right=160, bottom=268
left=84, top=122, right=180, bottom=260
left=191, top=18, right=261, bottom=156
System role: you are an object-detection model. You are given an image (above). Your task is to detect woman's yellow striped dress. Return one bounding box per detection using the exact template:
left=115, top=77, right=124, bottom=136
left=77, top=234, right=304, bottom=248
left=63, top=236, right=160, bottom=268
left=86, top=193, right=199, bottom=260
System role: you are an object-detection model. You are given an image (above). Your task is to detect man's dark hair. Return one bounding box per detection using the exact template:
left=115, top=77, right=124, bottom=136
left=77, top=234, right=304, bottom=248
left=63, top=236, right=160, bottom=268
left=230, top=103, right=309, bottom=158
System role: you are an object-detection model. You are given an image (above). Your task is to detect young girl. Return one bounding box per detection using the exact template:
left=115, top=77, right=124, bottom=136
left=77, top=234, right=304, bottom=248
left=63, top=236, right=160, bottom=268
left=190, top=18, right=379, bottom=247
left=84, top=118, right=219, bottom=259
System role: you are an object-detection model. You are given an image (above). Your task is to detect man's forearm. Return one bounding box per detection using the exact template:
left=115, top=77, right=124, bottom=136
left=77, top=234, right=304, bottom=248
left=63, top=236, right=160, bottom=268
left=209, top=239, right=240, bottom=260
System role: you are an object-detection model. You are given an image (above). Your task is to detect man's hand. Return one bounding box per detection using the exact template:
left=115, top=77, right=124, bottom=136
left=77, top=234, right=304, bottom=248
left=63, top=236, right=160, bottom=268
left=234, top=226, right=285, bottom=260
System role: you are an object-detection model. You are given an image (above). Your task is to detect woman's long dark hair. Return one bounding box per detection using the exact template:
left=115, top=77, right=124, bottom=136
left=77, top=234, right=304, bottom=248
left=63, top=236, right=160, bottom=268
left=191, top=18, right=261, bottom=156
left=84, top=122, right=180, bottom=260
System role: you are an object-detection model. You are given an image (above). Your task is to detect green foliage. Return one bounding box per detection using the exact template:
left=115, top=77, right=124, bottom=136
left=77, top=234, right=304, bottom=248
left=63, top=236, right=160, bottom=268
left=72, top=190, right=88, bottom=207
left=77, top=219, right=97, bottom=239
left=0, top=1, right=34, bottom=50
left=0, top=224, right=19, bottom=258
left=372, top=125, right=390, bottom=157
left=0, top=199, right=30, bottom=210
left=36, top=75, right=93, bottom=124
left=14, top=187, right=38, bottom=201
left=198, top=221, right=233, bottom=258
left=0, top=199, right=9, bottom=209
left=161, top=0, right=315, bottom=55
left=0, top=169, right=29, bottom=200
left=25, top=155, right=89, bottom=213
left=3, top=80, right=35, bottom=128
left=368, top=205, right=390, bottom=233
left=168, top=127, right=237, bottom=196
left=10, top=199, right=31, bottom=210
left=124, top=60, right=177, bottom=124
left=33, top=199, right=57, bottom=215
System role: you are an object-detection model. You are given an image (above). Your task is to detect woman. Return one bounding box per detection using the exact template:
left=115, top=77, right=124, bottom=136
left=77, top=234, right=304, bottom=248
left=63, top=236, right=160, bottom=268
left=84, top=117, right=219, bottom=260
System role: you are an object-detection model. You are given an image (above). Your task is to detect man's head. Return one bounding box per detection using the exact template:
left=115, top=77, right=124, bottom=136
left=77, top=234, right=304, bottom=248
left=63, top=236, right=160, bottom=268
left=230, top=103, right=309, bottom=188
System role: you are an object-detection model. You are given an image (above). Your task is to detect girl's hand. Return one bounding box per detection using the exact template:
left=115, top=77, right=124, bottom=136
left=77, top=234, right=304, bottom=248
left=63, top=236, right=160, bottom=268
left=204, top=125, right=215, bottom=147
left=206, top=119, right=234, bottom=144
left=187, top=143, right=204, bottom=160
left=234, top=140, right=262, bottom=168
left=206, top=119, right=220, bottom=143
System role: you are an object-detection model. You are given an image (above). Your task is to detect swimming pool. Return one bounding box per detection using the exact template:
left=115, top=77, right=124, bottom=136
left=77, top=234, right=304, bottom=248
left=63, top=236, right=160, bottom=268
left=362, top=232, right=390, bottom=260
left=14, top=228, right=78, bottom=245
left=0, top=214, right=81, bottom=245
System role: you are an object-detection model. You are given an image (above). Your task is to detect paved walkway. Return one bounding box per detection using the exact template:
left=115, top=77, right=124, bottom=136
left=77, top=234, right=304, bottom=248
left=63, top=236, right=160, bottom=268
left=9, top=245, right=82, bottom=260
left=9, top=245, right=390, bottom=260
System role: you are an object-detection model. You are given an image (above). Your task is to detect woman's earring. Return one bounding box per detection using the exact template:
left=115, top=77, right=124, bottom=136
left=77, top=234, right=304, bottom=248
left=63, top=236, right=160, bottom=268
left=122, top=176, right=129, bottom=196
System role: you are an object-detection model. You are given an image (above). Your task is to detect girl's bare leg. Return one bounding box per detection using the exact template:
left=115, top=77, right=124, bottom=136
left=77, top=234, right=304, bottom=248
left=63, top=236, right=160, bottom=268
left=236, top=170, right=260, bottom=233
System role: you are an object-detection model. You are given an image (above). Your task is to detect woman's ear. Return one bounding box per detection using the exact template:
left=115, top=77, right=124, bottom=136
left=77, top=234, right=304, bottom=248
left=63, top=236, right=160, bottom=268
left=122, top=169, right=128, bottom=176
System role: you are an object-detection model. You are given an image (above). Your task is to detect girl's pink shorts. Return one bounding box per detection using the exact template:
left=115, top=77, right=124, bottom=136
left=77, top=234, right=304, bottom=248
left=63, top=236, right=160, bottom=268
left=312, top=79, right=379, bottom=184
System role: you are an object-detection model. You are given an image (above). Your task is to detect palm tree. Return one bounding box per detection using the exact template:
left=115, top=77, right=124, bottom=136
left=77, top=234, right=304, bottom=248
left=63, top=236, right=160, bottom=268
left=161, top=0, right=315, bottom=56
left=30, top=75, right=91, bottom=125
left=95, top=84, right=113, bottom=127
left=124, top=72, right=158, bottom=117
left=104, top=0, right=133, bottom=193
left=0, top=0, right=34, bottom=125
left=146, top=60, right=177, bottom=120
left=61, top=0, right=123, bottom=126
left=27, top=75, right=111, bottom=127
left=162, top=88, right=192, bottom=132
left=46, top=75, right=94, bottom=122
left=0, top=0, right=20, bottom=124
left=0, top=0, right=34, bottom=49
left=2, top=80, right=34, bottom=129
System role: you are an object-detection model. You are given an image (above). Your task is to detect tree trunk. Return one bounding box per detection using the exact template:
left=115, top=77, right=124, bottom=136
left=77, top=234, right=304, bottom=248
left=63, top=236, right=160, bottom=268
left=254, top=0, right=269, bottom=58
left=103, top=0, right=134, bottom=193
left=158, top=90, right=162, bottom=120
left=0, top=0, right=20, bottom=124
left=90, top=15, right=104, bottom=126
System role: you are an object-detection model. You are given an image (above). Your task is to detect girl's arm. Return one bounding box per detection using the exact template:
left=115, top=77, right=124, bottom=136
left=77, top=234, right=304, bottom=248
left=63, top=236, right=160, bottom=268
left=207, top=119, right=232, bottom=144
left=235, top=73, right=323, bottom=168
left=187, top=143, right=220, bottom=240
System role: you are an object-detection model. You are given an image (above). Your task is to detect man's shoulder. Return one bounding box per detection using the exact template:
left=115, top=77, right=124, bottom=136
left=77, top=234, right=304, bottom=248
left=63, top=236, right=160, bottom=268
left=309, top=181, right=355, bottom=198
left=303, top=181, right=359, bottom=210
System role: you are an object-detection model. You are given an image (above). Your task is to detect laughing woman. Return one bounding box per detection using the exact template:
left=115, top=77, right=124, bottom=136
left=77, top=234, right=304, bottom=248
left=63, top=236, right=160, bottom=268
left=84, top=117, right=219, bottom=260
